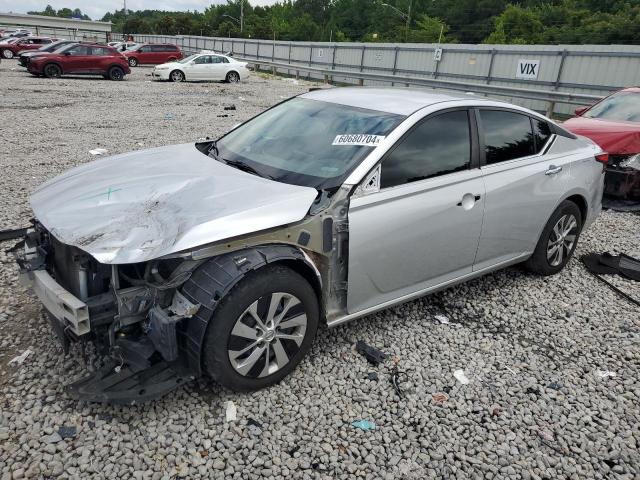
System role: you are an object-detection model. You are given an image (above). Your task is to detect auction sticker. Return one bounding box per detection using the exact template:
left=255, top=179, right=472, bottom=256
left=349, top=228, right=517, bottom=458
left=332, top=134, right=385, bottom=147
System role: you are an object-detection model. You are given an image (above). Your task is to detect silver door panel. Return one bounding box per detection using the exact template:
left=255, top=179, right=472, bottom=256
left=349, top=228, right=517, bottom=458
left=474, top=148, right=575, bottom=271
left=347, top=170, right=485, bottom=313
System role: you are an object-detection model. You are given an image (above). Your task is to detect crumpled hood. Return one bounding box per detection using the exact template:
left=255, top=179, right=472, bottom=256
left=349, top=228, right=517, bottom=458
left=31, top=143, right=318, bottom=264
left=563, top=117, right=640, bottom=155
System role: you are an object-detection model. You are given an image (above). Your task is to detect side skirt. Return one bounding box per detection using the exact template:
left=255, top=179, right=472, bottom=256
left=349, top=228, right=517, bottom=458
left=327, top=253, right=531, bottom=328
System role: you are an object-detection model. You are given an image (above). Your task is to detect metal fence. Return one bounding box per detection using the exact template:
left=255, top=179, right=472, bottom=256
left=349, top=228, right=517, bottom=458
left=132, top=34, right=640, bottom=115
left=29, top=26, right=109, bottom=42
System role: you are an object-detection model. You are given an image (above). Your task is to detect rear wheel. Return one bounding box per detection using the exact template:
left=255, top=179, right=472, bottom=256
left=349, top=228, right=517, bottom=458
left=2, top=49, right=14, bottom=59
left=128, top=57, right=138, bottom=67
left=169, top=70, right=184, bottom=82
left=202, top=265, right=319, bottom=391
left=226, top=71, right=240, bottom=83
left=43, top=63, right=62, bottom=78
left=108, top=66, right=125, bottom=81
left=524, top=200, right=582, bottom=275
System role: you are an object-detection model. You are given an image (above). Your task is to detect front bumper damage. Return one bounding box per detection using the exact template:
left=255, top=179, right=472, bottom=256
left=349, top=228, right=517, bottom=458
left=15, top=226, right=200, bottom=404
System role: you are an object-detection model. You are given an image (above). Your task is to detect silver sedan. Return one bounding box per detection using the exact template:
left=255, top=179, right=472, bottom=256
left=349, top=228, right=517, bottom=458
left=18, top=88, right=605, bottom=401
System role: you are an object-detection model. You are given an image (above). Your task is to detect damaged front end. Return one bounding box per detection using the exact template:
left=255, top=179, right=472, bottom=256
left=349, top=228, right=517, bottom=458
left=15, top=223, right=202, bottom=404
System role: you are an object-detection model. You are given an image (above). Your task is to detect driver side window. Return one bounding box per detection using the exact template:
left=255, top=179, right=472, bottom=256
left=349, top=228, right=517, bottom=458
left=381, top=110, right=472, bottom=189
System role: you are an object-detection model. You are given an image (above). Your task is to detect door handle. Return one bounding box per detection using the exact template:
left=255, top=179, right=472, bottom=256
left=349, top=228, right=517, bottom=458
left=545, top=165, right=563, bottom=175
left=457, top=193, right=482, bottom=208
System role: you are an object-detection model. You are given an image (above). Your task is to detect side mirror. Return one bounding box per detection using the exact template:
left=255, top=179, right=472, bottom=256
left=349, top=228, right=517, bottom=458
left=64, top=51, right=71, bottom=56
left=574, top=106, right=589, bottom=116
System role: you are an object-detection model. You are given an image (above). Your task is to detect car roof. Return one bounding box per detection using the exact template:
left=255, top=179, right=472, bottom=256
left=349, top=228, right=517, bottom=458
left=301, top=87, right=484, bottom=116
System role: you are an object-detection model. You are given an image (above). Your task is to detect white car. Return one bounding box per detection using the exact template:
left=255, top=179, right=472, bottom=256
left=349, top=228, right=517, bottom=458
left=152, top=52, right=249, bottom=83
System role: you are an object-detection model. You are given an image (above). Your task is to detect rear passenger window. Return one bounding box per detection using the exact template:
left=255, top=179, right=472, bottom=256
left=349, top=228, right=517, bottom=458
left=480, top=110, right=535, bottom=164
left=533, top=119, right=553, bottom=152
left=381, top=110, right=471, bottom=188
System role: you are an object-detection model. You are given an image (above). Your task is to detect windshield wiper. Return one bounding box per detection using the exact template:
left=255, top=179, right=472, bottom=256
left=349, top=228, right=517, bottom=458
left=223, top=159, right=275, bottom=180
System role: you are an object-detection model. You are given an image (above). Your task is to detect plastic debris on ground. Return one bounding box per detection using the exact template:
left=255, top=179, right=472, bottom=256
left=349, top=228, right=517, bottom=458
left=453, top=369, right=471, bottom=385
left=351, top=420, right=376, bottom=431
left=8, top=349, right=32, bottom=366
left=58, top=425, right=77, bottom=439
left=225, top=400, right=237, bottom=422
left=224, top=105, right=236, bottom=111
left=432, top=392, right=448, bottom=403
left=434, top=314, right=450, bottom=324
left=355, top=340, right=388, bottom=366
left=547, top=381, right=563, bottom=391
left=164, top=112, right=175, bottom=120
left=246, top=418, right=262, bottom=435
left=596, top=370, right=617, bottom=378
left=391, top=365, right=408, bottom=398
left=89, top=148, right=108, bottom=156
left=366, top=372, right=379, bottom=381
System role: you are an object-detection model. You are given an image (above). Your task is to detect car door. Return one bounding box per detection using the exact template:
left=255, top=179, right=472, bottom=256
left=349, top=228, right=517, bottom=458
left=186, top=55, right=210, bottom=80
left=210, top=55, right=227, bottom=80
left=63, top=45, right=93, bottom=73
left=138, top=45, right=153, bottom=64
left=347, top=109, right=486, bottom=313
left=474, top=109, right=572, bottom=270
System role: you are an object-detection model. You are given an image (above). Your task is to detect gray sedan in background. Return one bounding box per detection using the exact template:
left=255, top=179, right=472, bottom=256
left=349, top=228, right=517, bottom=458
left=17, top=87, right=605, bottom=402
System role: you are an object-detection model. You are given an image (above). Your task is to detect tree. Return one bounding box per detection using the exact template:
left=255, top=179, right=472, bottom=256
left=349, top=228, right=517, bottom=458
left=485, top=4, right=544, bottom=44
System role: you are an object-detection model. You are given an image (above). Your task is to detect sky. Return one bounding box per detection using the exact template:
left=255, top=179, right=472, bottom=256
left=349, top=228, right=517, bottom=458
left=2, top=0, right=280, bottom=21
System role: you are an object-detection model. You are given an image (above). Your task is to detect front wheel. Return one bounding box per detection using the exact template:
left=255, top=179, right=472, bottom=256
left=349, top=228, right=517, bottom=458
left=524, top=200, right=582, bottom=275
left=2, top=49, right=14, bottom=59
left=128, top=57, right=138, bottom=67
left=202, top=265, right=319, bottom=391
left=43, top=63, right=62, bottom=78
left=108, top=66, right=125, bottom=81
left=169, top=69, right=184, bottom=82
left=225, top=71, right=240, bottom=83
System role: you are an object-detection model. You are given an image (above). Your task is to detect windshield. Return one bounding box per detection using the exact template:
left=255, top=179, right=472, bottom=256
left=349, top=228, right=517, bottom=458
left=213, top=97, right=404, bottom=189
left=585, top=92, right=640, bottom=122
left=178, top=54, right=198, bottom=63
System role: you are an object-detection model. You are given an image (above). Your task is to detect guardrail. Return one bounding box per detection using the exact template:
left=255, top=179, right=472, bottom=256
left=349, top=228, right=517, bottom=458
left=178, top=44, right=603, bottom=114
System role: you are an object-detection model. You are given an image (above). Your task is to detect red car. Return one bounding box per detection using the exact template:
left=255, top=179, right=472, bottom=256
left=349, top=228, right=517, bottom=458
left=564, top=87, right=640, bottom=200
left=28, top=43, right=131, bottom=81
left=124, top=43, right=182, bottom=67
left=1, top=37, right=56, bottom=59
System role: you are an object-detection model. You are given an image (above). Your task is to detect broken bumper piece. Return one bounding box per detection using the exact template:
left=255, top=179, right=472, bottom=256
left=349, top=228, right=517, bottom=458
left=66, top=360, right=195, bottom=405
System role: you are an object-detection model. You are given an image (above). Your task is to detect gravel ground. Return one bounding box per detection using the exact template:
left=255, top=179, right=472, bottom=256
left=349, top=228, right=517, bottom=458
left=0, top=61, right=639, bottom=480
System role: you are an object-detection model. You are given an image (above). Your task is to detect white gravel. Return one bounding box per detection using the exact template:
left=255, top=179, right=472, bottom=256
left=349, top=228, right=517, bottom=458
left=1, top=61, right=639, bottom=480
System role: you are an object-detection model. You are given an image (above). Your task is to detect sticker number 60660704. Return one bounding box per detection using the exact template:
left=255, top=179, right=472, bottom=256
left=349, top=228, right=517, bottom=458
left=332, top=134, right=386, bottom=147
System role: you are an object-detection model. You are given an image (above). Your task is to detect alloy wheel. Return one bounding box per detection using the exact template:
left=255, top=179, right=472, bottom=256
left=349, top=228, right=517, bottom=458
left=44, top=64, right=61, bottom=78
left=227, top=72, right=240, bottom=83
left=227, top=292, right=307, bottom=378
left=2, top=50, right=13, bottom=59
left=110, top=68, right=123, bottom=81
left=170, top=70, right=184, bottom=82
left=547, top=214, right=578, bottom=267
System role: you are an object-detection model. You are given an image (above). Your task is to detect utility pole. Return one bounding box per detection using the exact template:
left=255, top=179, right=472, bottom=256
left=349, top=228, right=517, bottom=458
left=405, top=0, right=412, bottom=42
left=240, top=0, right=244, bottom=33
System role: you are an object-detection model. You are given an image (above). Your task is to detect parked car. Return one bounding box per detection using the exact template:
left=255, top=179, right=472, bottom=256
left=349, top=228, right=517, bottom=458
left=108, top=41, right=139, bottom=52
left=123, top=43, right=182, bottom=66
left=1, top=37, right=55, bottom=59
left=152, top=52, right=249, bottom=83
left=16, top=88, right=604, bottom=402
left=27, top=43, right=130, bottom=80
left=17, top=39, right=75, bottom=67
left=564, top=87, right=640, bottom=200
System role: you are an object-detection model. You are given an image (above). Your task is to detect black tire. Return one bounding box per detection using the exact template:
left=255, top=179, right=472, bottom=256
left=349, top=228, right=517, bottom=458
left=202, top=265, right=319, bottom=391
left=524, top=200, right=582, bottom=276
left=225, top=71, right=240, bottom=83
left=108, top=66, right=125, bottom=81
left=128, top=57, right=138, bottom=67
left=169, top=69, right=184, bottom=82
left=43, top=63, right=62, bottom=78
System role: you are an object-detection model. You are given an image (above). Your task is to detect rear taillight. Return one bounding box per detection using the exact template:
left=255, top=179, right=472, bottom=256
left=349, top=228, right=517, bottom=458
left=595, top=153, right=609, bottom=164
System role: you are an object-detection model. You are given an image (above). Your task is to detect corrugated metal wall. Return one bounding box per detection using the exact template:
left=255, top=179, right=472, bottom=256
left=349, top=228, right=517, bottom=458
left=131, top=34, right=640, bottom=115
